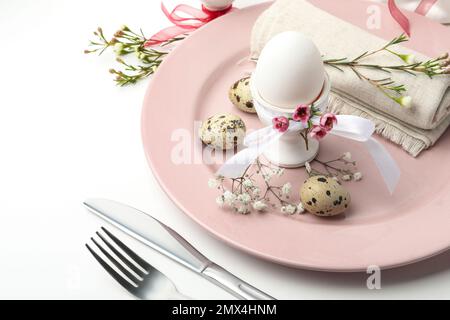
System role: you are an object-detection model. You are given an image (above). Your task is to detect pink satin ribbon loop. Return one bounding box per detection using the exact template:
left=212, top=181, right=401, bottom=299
left=388, top=0, right=439, bottom=37
left=162, top=4, right=210, bottom=26
left=145, top=2, right=232, bottom=47
left=415, top=0, right=439, bottom=15
left=388, top=0, right=411, bottom=36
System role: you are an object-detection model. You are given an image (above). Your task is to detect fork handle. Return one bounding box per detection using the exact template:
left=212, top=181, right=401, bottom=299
left=202, top=263, right=275, bottom=300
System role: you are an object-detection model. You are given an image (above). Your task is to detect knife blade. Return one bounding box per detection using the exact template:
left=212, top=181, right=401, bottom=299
left=83, top=198, right=275, bottom=300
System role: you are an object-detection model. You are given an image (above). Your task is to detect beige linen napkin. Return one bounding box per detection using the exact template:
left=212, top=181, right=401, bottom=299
left=250, top=0, right=450, bottom=156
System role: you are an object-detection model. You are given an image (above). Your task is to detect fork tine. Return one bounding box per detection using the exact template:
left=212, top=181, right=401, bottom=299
left=91, top=237, right=141, bottom=284
left=101, top=227, right=151, bottom=270
left=85, top=244, right=136, bottom=291
left=96, top=231, right=146, bottom=278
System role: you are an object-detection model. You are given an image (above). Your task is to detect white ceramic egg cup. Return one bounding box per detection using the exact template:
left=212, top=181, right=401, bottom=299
left=250, top=73, right=331, bottom=168
left=201, top=0, right=234, bottom=11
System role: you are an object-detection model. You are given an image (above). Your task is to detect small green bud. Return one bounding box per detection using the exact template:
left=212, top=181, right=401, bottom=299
left=114, top=42, right=125, bottom=55
left=414, top=65, right=426, bottom=72
left=438, top=52, right=449, bottom=60
left=440, top=59, right=450, bottom=67
left=114, top=30, right=124, bottom=38
left=398, top=53, right=415, bottom=64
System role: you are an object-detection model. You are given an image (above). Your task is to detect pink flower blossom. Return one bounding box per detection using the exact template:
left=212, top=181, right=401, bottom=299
left=292, top=104, right=311, bottom=124
left=319, top=113, right=337, bottom=131
left=310, top=125, right=328, bottom=140
left=272, top=116, right=289, bottom=133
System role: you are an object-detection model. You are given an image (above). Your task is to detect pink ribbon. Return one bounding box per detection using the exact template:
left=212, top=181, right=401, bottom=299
left=144, top=2, right=232, bottom=47
left=415, top=0, right=439, bottom=15
left=388, top=0, right=412, bottom=36
left=388, top=0, right=439, bottom=37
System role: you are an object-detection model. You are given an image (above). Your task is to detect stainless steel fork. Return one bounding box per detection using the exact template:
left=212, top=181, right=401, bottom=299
left=86, top=227, right=190, bottom=300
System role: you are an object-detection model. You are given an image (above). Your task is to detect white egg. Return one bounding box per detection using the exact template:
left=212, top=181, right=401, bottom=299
left=254, top=31, right=325, bottom=109
left=201, top=0, right=233, bottom=10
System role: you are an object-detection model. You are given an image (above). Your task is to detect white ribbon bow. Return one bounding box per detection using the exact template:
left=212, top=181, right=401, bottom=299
left=217, top=115, right=400, bottom=194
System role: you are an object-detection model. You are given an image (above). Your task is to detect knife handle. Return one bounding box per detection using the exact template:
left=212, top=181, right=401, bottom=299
left=202, top=263, right=275, bottom=300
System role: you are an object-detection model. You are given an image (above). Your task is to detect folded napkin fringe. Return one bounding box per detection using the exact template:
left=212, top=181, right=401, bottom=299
left=328, top=95, right=427, bottom=157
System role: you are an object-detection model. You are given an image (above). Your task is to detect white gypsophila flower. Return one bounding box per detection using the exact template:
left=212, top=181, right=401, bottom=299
left=285, top=204, right=297, bottom=215
left=253, top=200, right=268, bottom=212
left=332, top=176, right=339, bottom=181
left=276, top=168, right=285, bottom=177
left=342, top=174, right=352, bottom=181
left=208, top=178, right=220, bottom=189
left=243, top=179, right=253, bottom=188
left=216, top=196, right=225, bottom=207
left=297, top=202, right=305, bottom=214
left=281, top=183, right=292, bottom=195
left=238, top=206, right=250, bottom=215
left=238, top=193, right=251, bottom=205
left=252, top=187, right=261, bottom=196
left=263, top=171, right=274, bottom=182
left=280, top=206, right=287, bottom=214
left=342, top=152, right=352, bottom=162
left=305, top=161, right=312, bottom=174
left=223, top=191, right=236, bottom=204
left=353, top=172, right=363, bottom=181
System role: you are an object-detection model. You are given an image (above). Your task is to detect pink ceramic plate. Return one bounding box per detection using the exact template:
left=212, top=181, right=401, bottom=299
left=142, top=3, right=450, bottom=271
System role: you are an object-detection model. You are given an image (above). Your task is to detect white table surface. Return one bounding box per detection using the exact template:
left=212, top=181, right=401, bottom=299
left=0, top=0, right=449, bottom=300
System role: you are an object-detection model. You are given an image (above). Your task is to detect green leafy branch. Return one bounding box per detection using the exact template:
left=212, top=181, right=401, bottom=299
left=324, top=34, right=450, bottom=107
left=84, top=26, right=185, bottom=86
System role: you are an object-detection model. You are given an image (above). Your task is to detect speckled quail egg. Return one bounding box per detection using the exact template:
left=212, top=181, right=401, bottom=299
left=300, top=175, right=351, bottom=217
left=199, top=113, right=246, bottom=150
left=228, top=77, right=256, bottom=113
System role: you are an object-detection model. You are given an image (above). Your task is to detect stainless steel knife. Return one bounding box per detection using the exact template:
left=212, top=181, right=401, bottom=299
left=83, top=198, right=275, bottom=300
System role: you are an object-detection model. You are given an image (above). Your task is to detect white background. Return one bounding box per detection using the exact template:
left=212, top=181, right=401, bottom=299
left=0, top=0, right=449, bottom=299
